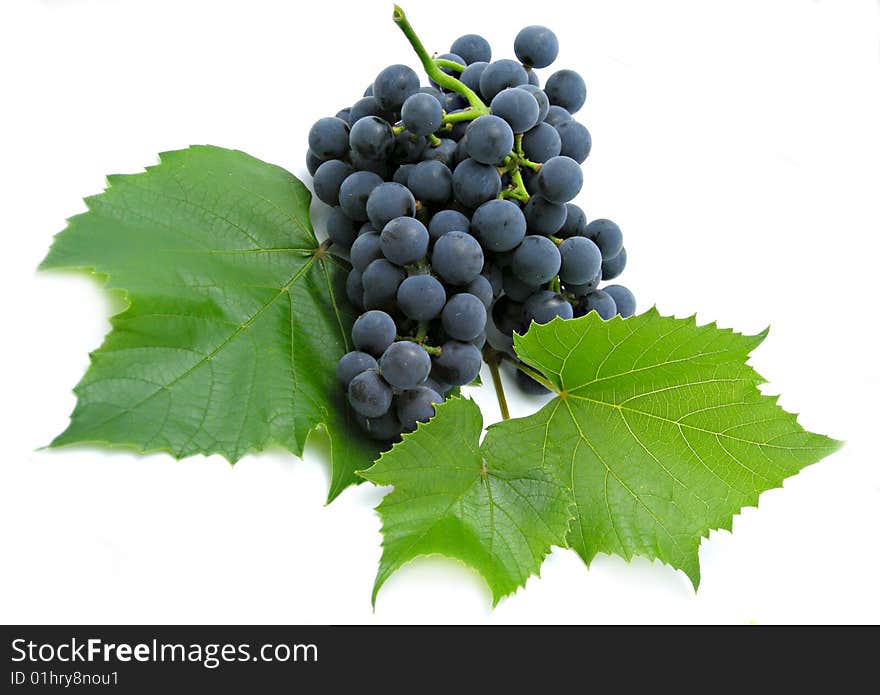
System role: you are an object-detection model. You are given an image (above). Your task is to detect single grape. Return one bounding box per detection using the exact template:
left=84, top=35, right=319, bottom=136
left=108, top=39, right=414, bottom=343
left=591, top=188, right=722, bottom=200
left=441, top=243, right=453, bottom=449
left=451, top=34, right=492, bottom=64
left=350, top=150, right=392, bottom=178
left=520, top=166, right=539, bottom=195
left=514, top=25, right=559, bottom=69
left=465, top=115, right=514, bottom=165
left=349, top=96, right=392, bottom=124
left=480, top=59, right=529, bottom=101
left=364, top=84, right=374, bottom=97
left=392, top=131, right=427, bottom=164
left=366, top=182, right=416, bottom=230
left=544, top=105, right=572, bottom=127
left=523, top=195, right=567, bottom=235
left=453, top=137, right=470, bottom=166
left=511, top=235, right=561, bottom=285
left=564, top=268, right=602, bottom=296
left=558, top=236, right=602, bottom=286
left=397, top=386, right=443, bottom=431
left=407, top=160, right=453, bottom=205
left=536, top=155, right=583, bottom=203
left=471, top=199, right=527, bottom=252
left=601, top=247, right=627, bottom=280
left=432, top=230, right=485, bottom=285
left=516, top=84, right=550, bottom=121
left=380, top=217, right=429, bottom=266
left=421, top=138, right=458, bottom=167
left=418, top=85, right=445, bottom=104
left=521, top=122, right=562, bottom=162
left=482, top=263, right=504, bottom=296
left=362, top=258, right=406, bottom=309
left=428, top=209, right=470, bottom=241
left=326, top=206, right=359, bottom=247
left=445, top=119, right=470, bottom=142
left=348, top=370, right=393, bottom=418
left=337, top=351, right=379, bottom=388
left=306, top=149, right=325, bottom=177
left=558, top=203, right=588, bottom=238
left=357, top=411, right=403, bottom=441
left=350, top=231, right=383, bottom=271
left=313, top=160, right=354, bottom=207
left=308, top=117, right=350, bottom=160
left=527, top=70, right=540, bottom=87
left=459, top=61, right=489, bottom=94
left=490, top=88, right=540, bottom=133
left=351, top=309, right=397, bottom=355
left=446, top=92, right=468, bottom=111
left=349, top=115, right=394, bottom=160
left=373, top=64, right=420, bottom=111
left=581, top=289, right=617, bottom=320
left=346, top=268, right=364, bottom=309
left=584, top=218, right=624, bottom=259
left=556, top=119, right=592, bottom=163
left=492, top=295, right=526, bottom=338
left=402, top=92, right=444, bottom=136
left=464, top=274, right=494, bottom=309
left=603, top=285, right=636, bottom=318
left=515, top=367, right=551, bottom=395
left=471, top=332, right=487, bottom=349
left=336, top=107, right=352, bottom=124
left=502, top=267, right=540, bottom=302
left=433, top=52, right=466, bottom=80
left=423, top=376, right=452, bottom=395
left=397, top=274, right=447, bottom=321
left=545, top=69, right=587, bottom=113
left=441, top=293, right=487, bottom=342
left=338, top=171, right=384, bottom=222
left=379, top=341, right=431, bottom=390
left=393, top=163, right=416, bottom=187
left=452, top=158, right=502, bottom=209
left=432, top=341, right=482, bottom=386
left=523, top=290, right=574, bottom=325
left=485, top=303, right=515, bottom=355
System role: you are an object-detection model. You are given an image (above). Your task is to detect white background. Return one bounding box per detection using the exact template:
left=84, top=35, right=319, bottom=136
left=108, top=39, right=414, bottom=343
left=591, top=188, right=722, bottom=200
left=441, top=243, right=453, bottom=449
left=1, top=0, right=878, bottom=624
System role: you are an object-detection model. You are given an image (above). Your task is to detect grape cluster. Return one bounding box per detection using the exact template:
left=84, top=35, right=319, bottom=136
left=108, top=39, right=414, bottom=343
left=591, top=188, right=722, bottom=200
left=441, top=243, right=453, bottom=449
left=307, top=13, right=634, bottom=442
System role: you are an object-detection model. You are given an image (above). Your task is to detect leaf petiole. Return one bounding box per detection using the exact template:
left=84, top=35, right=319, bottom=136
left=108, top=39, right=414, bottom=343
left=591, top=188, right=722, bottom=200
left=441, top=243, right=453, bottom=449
left=510, top=358, right=559, bottom=394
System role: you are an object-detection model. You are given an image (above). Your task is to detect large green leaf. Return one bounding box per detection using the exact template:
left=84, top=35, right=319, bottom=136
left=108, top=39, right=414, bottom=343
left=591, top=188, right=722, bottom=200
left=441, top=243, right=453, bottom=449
left=360, top=398, right=573, bottom=605
left=483, top=309, right=842, bottom=587
left=40, top=145, right=379, bottom=501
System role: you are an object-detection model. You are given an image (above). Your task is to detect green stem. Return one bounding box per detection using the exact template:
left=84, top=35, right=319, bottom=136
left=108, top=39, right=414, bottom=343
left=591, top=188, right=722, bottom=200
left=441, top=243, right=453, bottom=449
left=519, top=158, right=543, bottom=171
left=441, top=109, right=483, bottom=125
left=392, top=124, right=406, bottom=135
left=434, top=58, right=466, bottom=73
left=415, top=321, right=429, bottom=342
left=442, top=107, right=488, bottom=127
left=549, top=275, right=562, bottom=293
left=483, top=348, right=510, bottom=420
left=427, top=133, right=442, bottom=146
left=511, top=360, right=559, bottom=394
left=502, top=168, right=531, bottom=202
left=392, top=6, right=489, bottom=113
left=422, top=344, right=442, bottom=356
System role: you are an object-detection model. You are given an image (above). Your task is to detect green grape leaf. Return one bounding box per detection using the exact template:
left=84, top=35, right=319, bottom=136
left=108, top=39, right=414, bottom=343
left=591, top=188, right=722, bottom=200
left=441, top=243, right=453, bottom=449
left=360, top=397, right=574, bottom=606
left=484, top=309, right=842, bottom=587
left=40, top=145, right=380, bottom=502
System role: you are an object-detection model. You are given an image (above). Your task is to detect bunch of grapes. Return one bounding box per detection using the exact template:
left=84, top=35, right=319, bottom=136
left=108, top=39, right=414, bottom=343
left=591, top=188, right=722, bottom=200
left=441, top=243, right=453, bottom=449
left=306, top=8, right=634, bottom=442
